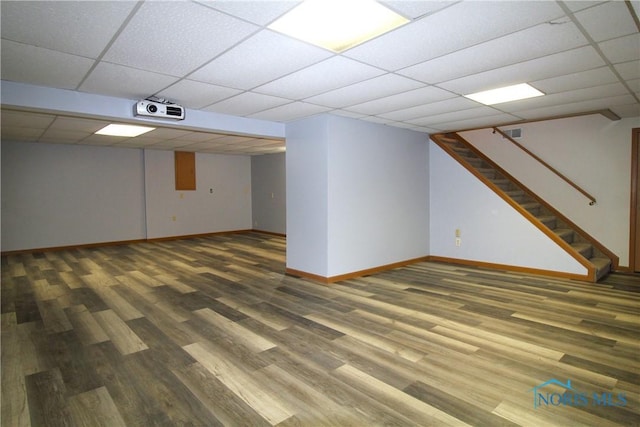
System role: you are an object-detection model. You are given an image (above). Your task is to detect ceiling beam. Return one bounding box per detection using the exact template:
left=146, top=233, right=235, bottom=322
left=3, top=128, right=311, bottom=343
left=0, top=80, right=285, bottom=139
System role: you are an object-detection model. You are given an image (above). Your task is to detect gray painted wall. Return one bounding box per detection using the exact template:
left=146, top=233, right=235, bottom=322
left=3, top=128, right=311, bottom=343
left=1, top=141, right=146, bottom=251
left=144, top=149, right=252, bottom=239
left=251, top=153, right=286, bottom=235
left=461, top=115, right=635, bottom=267
left=429, top=141, right=587, bottom=275
left=1, top=142, right=253, bottom=251
left=286, top=114, right=429, bottom=278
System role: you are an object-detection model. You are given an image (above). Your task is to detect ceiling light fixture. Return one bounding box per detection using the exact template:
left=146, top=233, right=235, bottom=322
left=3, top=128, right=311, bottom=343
left=95, top=124, right=156, bottom=137
left=268, top=0, right=409, bottom=53
left=464, top=83, right=545, bottom=105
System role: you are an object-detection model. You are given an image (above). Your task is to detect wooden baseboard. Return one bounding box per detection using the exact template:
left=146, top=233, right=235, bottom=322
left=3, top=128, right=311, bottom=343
left=426, top=256, right=591, bottom=281
left=252, top=229, right=286, bottom=237
left=146, top=230, right=253, bottom=243
left=1, top=238, right=147, bottom=256
left=286, top=256, right=430, bottom=284
left=0, top=229, right=256, bottom=256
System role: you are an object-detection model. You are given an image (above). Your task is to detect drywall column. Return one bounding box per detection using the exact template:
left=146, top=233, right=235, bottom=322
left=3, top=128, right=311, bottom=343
left=286, top=115, right=330, bottom=278
left=286, top=114, right=429, bottom=281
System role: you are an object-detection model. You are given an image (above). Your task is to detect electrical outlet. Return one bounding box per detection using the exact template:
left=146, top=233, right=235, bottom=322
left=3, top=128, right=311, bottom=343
left=455, top=237, right=461, bottom=247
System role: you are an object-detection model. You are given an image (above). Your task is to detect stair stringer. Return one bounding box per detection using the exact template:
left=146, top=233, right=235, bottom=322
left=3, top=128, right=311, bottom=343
left=432, top=133, right=619, bottom=282
left=431, top=135, right=596, bottom=281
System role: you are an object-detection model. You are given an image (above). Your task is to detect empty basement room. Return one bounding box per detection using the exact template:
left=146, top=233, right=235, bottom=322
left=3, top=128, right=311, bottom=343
left=1, top=1, right=639, bottom=426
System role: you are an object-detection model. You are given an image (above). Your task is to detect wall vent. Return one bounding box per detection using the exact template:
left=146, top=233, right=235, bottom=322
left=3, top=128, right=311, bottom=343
left=502, top=128, right=522, bottom=139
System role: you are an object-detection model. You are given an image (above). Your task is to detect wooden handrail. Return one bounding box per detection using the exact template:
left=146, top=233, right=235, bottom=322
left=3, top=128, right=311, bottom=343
left=492, top=127, right=597, bottom=205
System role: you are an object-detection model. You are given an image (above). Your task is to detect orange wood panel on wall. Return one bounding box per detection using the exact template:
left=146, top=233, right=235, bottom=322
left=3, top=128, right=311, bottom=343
left=175, top=151, right=196, bottom=191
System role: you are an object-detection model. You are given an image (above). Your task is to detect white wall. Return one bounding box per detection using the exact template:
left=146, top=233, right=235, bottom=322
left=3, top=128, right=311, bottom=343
left=286, top=115, right=329, bottom=276
left=286, top=114, right=429, bottom=278
left=461, top=115, right=637, bottom=267
left=429, top=142, right=587, bottom=276
left=1, top=142, right=253, bottom=251
left=251, top=153, right=286, bottom=234
left=144, top=150, right=252, bottom=239
left=327, top=116, right=429, bottom=277
left=1, top=141, right=146, bottom=251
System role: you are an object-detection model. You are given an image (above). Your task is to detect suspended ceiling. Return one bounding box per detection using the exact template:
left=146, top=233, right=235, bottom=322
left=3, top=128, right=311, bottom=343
left=1, top=0, right=639, bottom=154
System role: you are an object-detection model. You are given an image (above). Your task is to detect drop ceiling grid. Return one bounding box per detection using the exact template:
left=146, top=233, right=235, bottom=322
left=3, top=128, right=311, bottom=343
left=188, top=30, right=333, bottom=91
left=100, top=2, right=259, bottom=77
left=1, top=40, right=95, bottom=90
left=205, top=92, right=293, bottom=117
left=0, top=1, right=138, bottom=58
left=156, top=80, right=243, bottom=110
left=397, top=21, right=589, bottom=86
left=343, top=1, right=566, bottom=71
left=0, top=0, right=638, bottom=154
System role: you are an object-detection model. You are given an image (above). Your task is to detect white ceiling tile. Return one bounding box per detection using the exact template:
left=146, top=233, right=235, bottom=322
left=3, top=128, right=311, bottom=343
left=249, top=102, right=331, bottom=122
left=254, top=56, right=386, bottom=99
left=1, top=110, right=55, bottom=129
left=1, top=127, right=45, bottom=141
left=190, top=30, right=332, bottom=90
left=0, top=1, right=137, bottom=58
left=145, top=128, right=194, bottom=140
left=49, top=117, right=110, bottom=133
left=80, top=62, right=179, bottom=100
left=205, top=92, right=292, bottom=116
left=177, top=132, right=228, bottom=143
left=500, top=82, right=631, bottom=113
left=614, top=60, right=640, bottom=80
left=380, top=1, right=457, bottom=19
left=599, top=33, right=640, bottom=64
left=148, top=139, right=214, bottom=151
left=438, top=46, right=606, bottom=95
left=197, top=1, right=300, bottom=25
left=304, top=74, right=424, bottom=108
left=82, top=134, right=128, bottom=145
left=156, top=80, right=241, bottom=109
left=123, top=139, right=165, bottom=147
left=344, top=1, right=565, bottom=70
left=380, top=96, right=478, bottom=121
left=332, top=110, right=366, bottom=119
left=1, top=40, right=94, bottom=90
left=610, top=103, right=640, bottom=118
left=212, top=135, right=256, bottom=145
left=532, top=66, right=619, bottom=94
left=345, top=86, right=455, bottom=115
left=428, top=113, right=523, bottom=131
left=574, top=1, right=638, bottom=42
left=399, top=22, right=588, bottom=84
left=39, top=129, right=91, bottom=143
left=514, top=94, right=638, bottom=119
left=626, top=78, right=640, bottom=93
left=103, top=2, right=258, bottom=76
left=563, top=1, right=607, bottom=13
left=406, top=106, right=504, bottom=127
left=388, top=121, right=438, bottom=133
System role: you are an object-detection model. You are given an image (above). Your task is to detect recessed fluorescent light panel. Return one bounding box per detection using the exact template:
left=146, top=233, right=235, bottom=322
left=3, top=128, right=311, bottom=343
left=268, top=0, right=409, bottom=53
left=464, top=83, right=545, bottom=105
left=95, top=124, right=155, bottom=137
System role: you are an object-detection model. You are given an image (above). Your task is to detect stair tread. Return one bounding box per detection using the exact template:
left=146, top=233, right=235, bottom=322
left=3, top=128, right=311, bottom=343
left=554, top=228, right=574, bottom=238
left=571, top=242, right=592, bottom=250
left=590, top=257, right=612, bottom=268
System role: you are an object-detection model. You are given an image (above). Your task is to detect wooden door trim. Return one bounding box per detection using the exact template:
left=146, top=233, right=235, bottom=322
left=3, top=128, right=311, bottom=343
left=630, top=128, right=639, bottom=272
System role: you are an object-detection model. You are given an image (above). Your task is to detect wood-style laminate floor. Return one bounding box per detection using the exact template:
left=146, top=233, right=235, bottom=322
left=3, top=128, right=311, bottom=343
left=2, top=232, right=639, bottom=426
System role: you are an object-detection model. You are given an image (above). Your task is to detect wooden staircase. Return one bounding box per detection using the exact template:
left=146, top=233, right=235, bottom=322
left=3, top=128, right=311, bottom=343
left=431, top=132, right=618, bottom=282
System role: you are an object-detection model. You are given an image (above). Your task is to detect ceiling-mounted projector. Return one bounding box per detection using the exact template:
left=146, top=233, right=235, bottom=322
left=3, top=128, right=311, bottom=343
left=135, top=100, right=185, bottom=120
